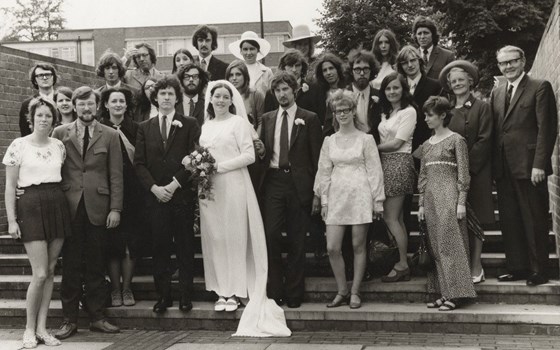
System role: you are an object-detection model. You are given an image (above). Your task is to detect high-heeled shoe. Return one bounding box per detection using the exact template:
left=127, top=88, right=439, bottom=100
left=472, top=269, right=485, bottom=284
left=326, top=292, right=350, bottom=308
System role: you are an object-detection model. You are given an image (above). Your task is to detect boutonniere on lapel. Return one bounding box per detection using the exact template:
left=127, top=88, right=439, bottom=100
left=294, top=118, right=305, bottom=126
left=464, top=101, right=473, bottom=109
left=371, top=95, right=380, bottom=103
left=301, top=83, right=309, bottom=93
left=172, top=120, right=183, bottom=128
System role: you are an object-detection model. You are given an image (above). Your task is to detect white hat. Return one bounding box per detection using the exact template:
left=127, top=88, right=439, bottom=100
left=283, top=24, right=321, bottom=48
left=228, top=31, right=271, bottom=61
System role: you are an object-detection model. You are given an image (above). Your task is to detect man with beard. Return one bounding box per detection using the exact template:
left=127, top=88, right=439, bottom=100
left=52, top=86, right=123, bottom=339
left=123, top=43, right=165, bottom=92
left=192, top=25, right=228, bottom=81
left=259, top=71, right=322, bottom=308
left=176, top=63, right=209, bottom=126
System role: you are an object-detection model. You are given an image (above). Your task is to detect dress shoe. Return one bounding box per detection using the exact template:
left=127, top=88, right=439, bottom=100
left=497, top=273, right=527, bottom=282
left=286, top=298, right=302, bottom=308
left=526, top=273, right=549, bottom=286
left=54, top=320, right=77, bottom=340
left=381, top=267, right=411, bottom=283
left=326, top=292, right=350, bottom=308
left=179, top=296, right=193, bottom=312
left=472, top=269, right=485, bottom=284
left=349, top=293, right=362, bottom=309
left=152, top=297, right=173, bottom=313
left=90, top=319, right=120, bottom=333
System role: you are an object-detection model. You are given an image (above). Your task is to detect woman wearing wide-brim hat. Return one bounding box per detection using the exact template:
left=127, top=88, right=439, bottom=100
left=228, top=31, right=273, bottom=96
left=439, top=60, right=494, bottom=285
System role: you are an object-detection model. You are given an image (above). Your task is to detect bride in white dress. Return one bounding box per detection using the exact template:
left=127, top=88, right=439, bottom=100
left=197, top=80, right=291, bottom=337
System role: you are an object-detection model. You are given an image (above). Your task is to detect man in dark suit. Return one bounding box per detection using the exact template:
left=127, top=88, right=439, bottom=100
left=260, top=71, right=323, bottom=308
left=491, top=45, right=558, bottom=286
left=176, top=63, right=208, bottom=126
left=19, top=63, right=58, bottom=136
left=52, top=86, right=123, bottom=339
left=192, top=25, right=228, bottom=81
left=134, top=75, right=200, bottom=313
left=412, top=16, right=455, bottom=80
left=396, top=45, right=442, bottom=153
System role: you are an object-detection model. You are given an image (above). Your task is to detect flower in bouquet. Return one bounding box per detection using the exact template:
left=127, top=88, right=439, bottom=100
left=182, top=147, right=217, bottom=200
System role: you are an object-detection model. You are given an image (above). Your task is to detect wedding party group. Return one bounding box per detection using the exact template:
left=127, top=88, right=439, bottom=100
left=4, top=15, right=558, bottom=349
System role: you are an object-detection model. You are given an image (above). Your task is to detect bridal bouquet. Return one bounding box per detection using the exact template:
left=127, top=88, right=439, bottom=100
left=182, top=147, right=217, bottom=200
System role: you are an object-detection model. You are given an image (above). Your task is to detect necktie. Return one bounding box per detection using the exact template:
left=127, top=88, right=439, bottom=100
left=201, top=59, right=207, bottom=71
left=422, top=49, right=429, bottom=63
left=356, top=91, right=366, bottom=123
left=410, top=82, right=417, bottom=95
left=83, top=126, right=90, bottom=160
left=505, top=84, right=514, bottom=111
left=189, top=99, right=195, bottom=117
left=161, top=115, right=168, bottom=143
left=279, top=111, right=289, bottom=169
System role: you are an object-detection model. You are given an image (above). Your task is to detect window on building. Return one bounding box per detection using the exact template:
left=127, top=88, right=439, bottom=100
left=51, top=48, right=59, bottom=58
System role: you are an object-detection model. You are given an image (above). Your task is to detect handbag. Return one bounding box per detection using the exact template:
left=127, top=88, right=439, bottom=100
left=367, top=219, right=400, bottom=276
left=412, top=220, right=434, bottom=270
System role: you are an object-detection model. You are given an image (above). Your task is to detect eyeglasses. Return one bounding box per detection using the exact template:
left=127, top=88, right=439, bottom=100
left=36, top=73, right=53, bottom=80
left=183, top=74, right=200, bottom=81
left=334, top=108, right=352, bottom=116
left=497, top=57, right=522, bottom=68
left=399, top=58, right=419, bottom=66
left=352, top=67, right=371, bottom=75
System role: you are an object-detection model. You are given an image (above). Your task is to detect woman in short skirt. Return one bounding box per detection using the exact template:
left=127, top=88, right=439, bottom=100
left=3, top=97, right=72, bottom=348
left=377, top=72, right=417, bottom=282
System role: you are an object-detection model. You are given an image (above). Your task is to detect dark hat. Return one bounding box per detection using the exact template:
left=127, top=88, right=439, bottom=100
left=439, top=60, right=479, bottom=92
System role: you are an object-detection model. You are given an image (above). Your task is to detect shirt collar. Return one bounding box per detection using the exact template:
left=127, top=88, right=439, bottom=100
left=279, top=103, right=297, bottom=119
left=352, top=84, right=370, bottom=95
left=184, top=94, right=198, bottom=103
left=159, top=110, right=176, bottom=120
left=76, top=119, right=97, bottom=133
left=408, top=74, right=421, bottom=87
left=200, top=54, right=212, bottom=64
left=508, top=71, right=525, bottom=89
left=106, top=81, right=122, bottom=89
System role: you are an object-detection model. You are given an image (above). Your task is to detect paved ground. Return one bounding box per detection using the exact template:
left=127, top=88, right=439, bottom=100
left=1, top=328, right=560, bottom=350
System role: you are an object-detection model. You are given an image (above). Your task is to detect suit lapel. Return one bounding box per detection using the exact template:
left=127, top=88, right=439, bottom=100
left=266, top=111, right=277, bottom=154
left=426, top=47, right=438, bottom=74
left=290, top=108, right=302, bottom=148
left=149, top=116, right=165, bottom=153
left=67, top=122, right=81, bottom=155
left=87, top=123, right=103, bottom=151
left=164, top=117, right=179, bottom=155
left=504, top=75, right=528, bottom=123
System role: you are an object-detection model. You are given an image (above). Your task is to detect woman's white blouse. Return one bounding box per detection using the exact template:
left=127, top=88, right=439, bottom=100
left=378, top=105, right=417, bottom=154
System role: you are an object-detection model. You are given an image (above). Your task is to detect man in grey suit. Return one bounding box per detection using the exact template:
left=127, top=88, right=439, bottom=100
left=52, top=87, right=123, bottom=339
left=412, top=16, right=455, bottom=80
left=491, top=45, right=558, bottom=286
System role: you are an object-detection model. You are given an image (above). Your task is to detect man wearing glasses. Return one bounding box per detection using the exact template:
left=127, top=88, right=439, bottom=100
left=175, top=63, right=209, bottom=126
left=491, top=45, right=558, bottom=286
left=19, top=63, right=58, bottom=136
left=123, top=42, right=164, bottom=92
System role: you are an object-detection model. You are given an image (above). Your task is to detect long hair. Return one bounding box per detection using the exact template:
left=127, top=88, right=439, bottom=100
left=96, top=51, right=126, bottom=79
left=314, top=52, right=346, bottom=90
left=172, top=48, right=194, bottom=74
left=379, top=72, right=415, bottom=116
left=53, top=86, right=77, bottom=123
left=99, top=87, right=136, bottom=120
left=226, top=60, right=251, bottom=96
left=138, top=77, right=158, bottom=113
left=372, top=29, right=399, bottom=65
left=278, top=49, right=309, bottom=81
left=206, top=83, right=236, bottom=119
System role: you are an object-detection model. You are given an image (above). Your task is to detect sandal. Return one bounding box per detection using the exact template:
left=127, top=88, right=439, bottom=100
left=427, top=297, right=446, bottom=308
left=326, top=292, right=350, bottom=308
left=439, top=299, right=458, bottom=311
left=349, top=293, right=362, bottom=309
left=36, top=331, right=61, bottom=346
left=22, top=329, right=37, bottom=349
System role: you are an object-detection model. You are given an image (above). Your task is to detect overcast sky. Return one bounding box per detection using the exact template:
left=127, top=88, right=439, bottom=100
left=1, top=0, right=325, bottom=35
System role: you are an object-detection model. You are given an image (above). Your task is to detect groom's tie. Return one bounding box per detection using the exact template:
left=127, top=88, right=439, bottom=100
left=279, top=110, right=289, bottom=169
left=161, top=115, right=168, bottom=144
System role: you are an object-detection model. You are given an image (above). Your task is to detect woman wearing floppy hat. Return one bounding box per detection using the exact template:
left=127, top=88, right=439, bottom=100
left=439, top=60, right=494, bottom=284
left=229, top=31, right=273, bottom=96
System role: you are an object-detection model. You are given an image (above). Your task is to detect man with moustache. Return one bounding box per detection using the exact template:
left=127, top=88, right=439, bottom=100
left=192, top=25, right=228, bottom=81
left=412, top=16, right=455, bottom=80
left=260, top=71, right=322, bottom=308
left=176, top=63, right=209, bottom=126
left=52, top=86, right=123, bottom=339
left=123, top=43, right=165, bottom=92
left=491, top=45, right=558, bottom=286
left=134, top=75, right=200, bottom=313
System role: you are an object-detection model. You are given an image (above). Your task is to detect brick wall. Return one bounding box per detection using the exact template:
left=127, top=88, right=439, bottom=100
left=529, top=0, right=560, bottom=274
left=0, top=45, right=102, bottom=233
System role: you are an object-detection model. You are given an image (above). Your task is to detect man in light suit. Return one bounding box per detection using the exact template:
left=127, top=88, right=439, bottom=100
left=134, top=75, right=200, bottom=313
left=52, top=86, right=123, bottom=339
left=412, top=16, right=455, bottom=80
left=260, top=71, right=323, bottom=308
left=123, top=43, right=165, bottom=92
left=491, top=45, right=558, bottom=286
left=175, top=63, right=208, bottom=126
left=192, top=25, right=229, bottom=81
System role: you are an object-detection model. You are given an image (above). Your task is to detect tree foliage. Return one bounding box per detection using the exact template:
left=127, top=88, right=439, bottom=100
left=426, top=0, right=554, bottom=94
left=1, top=0, right=65, bottom=41
left=315, top=0, right=432, bottom=57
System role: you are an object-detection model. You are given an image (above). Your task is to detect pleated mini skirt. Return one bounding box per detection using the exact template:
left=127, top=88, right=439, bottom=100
left=17, top=182, right=72, bottom=242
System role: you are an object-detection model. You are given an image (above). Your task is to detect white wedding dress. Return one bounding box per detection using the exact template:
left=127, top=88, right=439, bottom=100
left=198, top=81, right=291, bottom=337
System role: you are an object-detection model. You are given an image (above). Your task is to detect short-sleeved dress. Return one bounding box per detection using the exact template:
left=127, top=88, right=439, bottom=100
left=418, top=133, right=476, bottom=299
left=2, top=137, right=72, bottom=242
left=378, top=106, right=417, bottom=197
left=314, top=132, right=385, bottom=225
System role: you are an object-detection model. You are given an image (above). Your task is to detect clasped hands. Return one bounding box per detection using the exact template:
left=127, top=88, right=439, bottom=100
left=151, top=181, right=180, bottom=203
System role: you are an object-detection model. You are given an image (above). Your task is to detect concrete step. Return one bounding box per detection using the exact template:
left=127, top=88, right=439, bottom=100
left=1, top=275, right=559, bottom=305
left=0, top=299, right=559, bottom=335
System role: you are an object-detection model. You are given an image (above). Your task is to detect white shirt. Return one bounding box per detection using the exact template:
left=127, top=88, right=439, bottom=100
left=105, top=81, right=122, bottom=89
left=182, top=94, right=199, bottom=116
left=352, top=84, right=370, bottom=131
left=199, top=54, right=212, bottom=71
left=507, top=71, right=525, bottom=101
left=407, top=75, right=422, bottom=95
left=158, top=111, right=175, bottom=139
left=270, top=103, right=297, bottom=168
left=421, top=45, right=434, bottom=62
left=378, top=106, right=417, bottom=154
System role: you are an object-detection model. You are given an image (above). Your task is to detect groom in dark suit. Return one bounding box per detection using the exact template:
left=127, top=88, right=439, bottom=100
left=134, top=75, right=201, bottom=313
left=491, top=45, right=557, bottom=286
left=260, top=71, right=322, bottom=308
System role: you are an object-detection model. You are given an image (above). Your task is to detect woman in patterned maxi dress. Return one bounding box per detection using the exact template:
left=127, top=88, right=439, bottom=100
left=418, top=96, right=476, bottom=311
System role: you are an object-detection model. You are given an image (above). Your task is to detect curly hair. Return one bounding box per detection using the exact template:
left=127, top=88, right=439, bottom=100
left=278, top=49, right=309, bottom=80
left=99, top=87, right=136, bottom=120
left=150, top=75, right=183, bottom=108
left=177, top=63, right=209, bottom=95
left=347, top=49, right=379, bottom=82
left=192, top=25, right=219, bottom=51
left=314, top=52, right=346, bottom=90
left=412, top=16, right=440, bottom=47
left=96, top=51, right=126, bottom=79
